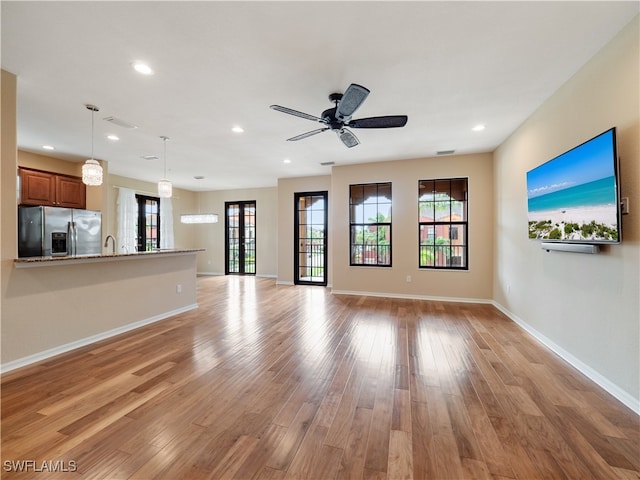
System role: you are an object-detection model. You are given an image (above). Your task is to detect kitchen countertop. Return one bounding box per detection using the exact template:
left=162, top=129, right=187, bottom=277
left=14, top=248, right=204, bottom=268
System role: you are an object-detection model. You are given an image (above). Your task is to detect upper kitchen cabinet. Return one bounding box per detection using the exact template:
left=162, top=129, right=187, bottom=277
left=19, top=167, right=86, bottom=209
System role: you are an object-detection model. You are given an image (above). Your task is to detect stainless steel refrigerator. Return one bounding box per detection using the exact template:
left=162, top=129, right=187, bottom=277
left=18, top=206, right=102, bottom=257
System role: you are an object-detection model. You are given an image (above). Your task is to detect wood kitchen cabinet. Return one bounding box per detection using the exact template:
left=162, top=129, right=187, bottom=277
left=19, top=167, right=86, bottom=209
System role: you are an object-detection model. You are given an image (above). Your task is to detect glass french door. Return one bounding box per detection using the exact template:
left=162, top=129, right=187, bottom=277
left=294, top=191, right=327, bottom=286
left=225, top=201, right=256, bottom=275
left=135, top=194, right=160, bottom=251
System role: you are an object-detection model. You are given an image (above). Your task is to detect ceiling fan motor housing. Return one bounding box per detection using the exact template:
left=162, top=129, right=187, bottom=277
left=321, top=107, right=343, bottom=130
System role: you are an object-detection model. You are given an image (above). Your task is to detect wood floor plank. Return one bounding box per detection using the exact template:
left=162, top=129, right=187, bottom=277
left=335, top=406, right=373, bottom=480
left=391, top=388, right=411, bottom=433
left=234, top=423, right=288, bottom=480
left=207, top=435, right=261, bottom=480
left=456, top=365, right=516, bottom=479
left=324, top=373, right=363, bottom=450
left=284, top=424, right=341, bottom=480
left=489, top=414, right=547, bottom=480
left=387, top=429, right=413, bottom=480
left=410, top=400, right=437, bottom=480
left=427, top=385, right=466, bottom=479
left=1, top=276, right=637, bottom=479
left=266, top=401, right=319, bottom=472
left=362, top=323, right=395, bottom=475
left=363, top=388, right=393, bottom=475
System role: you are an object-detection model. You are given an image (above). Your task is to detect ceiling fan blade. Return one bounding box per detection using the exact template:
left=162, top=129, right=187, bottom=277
left=287, top=128, right=330, bottom=141
left=338, top=128, right=359, bottom=148
left=348, top=115, right=408, bottom=128
left=336, top=84, right=370, bottom=121
left=270, top=105, right=324, bottom=123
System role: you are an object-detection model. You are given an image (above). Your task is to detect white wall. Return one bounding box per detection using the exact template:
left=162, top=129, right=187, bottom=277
left=493, top=17, right=639, bottom=410
left=331, top=153, right=494, bottom=301
left=1, top=70, right=19, bottom=352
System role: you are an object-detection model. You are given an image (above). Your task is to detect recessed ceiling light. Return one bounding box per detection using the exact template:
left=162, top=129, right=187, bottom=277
left=232, top=126, right=244, bottom=133
left=42, top=145, right=55, bottom=150
left=283, top=159, right=291, bottom=164
left=133, top=62, right=153, bottom=75
left=107, top=134, right=119, bottom=141
left=472, top=124, right=486, bottom=132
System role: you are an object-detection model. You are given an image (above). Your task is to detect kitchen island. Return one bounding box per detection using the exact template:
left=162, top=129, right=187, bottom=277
left=3, top=249, right=204, bottom=372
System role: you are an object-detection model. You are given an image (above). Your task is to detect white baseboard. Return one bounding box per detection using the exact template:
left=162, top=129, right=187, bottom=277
left=492, top=301, right=639, bottom=415
left=1, top=304, right=198, bottom=374
left=331, top=289, right=493, bottom=305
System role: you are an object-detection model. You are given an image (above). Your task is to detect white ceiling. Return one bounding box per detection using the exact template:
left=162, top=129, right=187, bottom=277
left=2, top=1, right=638, bottom=191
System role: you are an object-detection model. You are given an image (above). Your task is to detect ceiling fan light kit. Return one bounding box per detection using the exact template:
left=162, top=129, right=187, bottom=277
left=339, top=129, right=359, bottom=148
left=270, top=83, right=408, bottom=148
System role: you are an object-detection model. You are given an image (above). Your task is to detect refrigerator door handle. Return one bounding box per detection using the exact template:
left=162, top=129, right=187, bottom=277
left=67, top=222, right=72, bottom=256
left=68, top=221, right=77, bottom=256
left=73, top=222, right=78, bottom=256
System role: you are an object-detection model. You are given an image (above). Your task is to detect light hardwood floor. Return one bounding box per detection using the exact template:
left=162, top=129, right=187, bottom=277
left=2, top=276, right=638, bottom=479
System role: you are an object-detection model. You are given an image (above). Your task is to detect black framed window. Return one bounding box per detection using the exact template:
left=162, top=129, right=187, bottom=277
left=136, top=194, right=160, bottom=252
left=418, top=178, right=468, bottom=269
left=349, top=182, right=392, bottom=266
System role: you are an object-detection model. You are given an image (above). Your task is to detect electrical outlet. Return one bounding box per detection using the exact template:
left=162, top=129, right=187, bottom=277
left=176, top=284, right=182, bottom=293
left=406, top=275, right=412, bottom=283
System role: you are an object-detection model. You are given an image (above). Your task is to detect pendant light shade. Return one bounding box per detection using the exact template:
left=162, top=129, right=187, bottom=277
left=158, top=136, right=172, bottom=198
left=82, top=160, right=103, bottom=186
left=158, top=179, right=172, bottom=198
left=82, top=104, right=103, bottom=186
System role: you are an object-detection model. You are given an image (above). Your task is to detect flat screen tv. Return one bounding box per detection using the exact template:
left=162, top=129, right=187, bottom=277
left=526, top=127, right=621, bottom=244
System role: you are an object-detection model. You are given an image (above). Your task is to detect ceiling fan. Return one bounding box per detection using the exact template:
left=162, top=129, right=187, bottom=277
left=270, top=83, right=408, bottom=148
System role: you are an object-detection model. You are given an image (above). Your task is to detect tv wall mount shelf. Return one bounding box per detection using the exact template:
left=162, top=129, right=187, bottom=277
left=541, top=242, right=600, bottom=254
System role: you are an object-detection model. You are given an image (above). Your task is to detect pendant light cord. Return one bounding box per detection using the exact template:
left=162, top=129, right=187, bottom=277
left=91, top=108, right=95, bottom=161
left=85, top=104, right=99, bottom=161
left=161, top=135, right=169, bottom=178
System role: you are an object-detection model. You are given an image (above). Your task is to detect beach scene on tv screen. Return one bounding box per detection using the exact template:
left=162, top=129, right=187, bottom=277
left=527, top=130, right=619, bottom=242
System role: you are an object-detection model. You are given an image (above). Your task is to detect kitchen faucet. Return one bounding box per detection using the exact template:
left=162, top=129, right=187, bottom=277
left=104, top=235, right=116, bottom=254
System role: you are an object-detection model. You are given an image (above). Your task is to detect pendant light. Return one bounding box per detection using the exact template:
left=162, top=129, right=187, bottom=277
left=157, top=135, right=172, bottom=198
left=82, top=104, right=103, bottom=186
left=180, top=213, right=219, bottom=224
